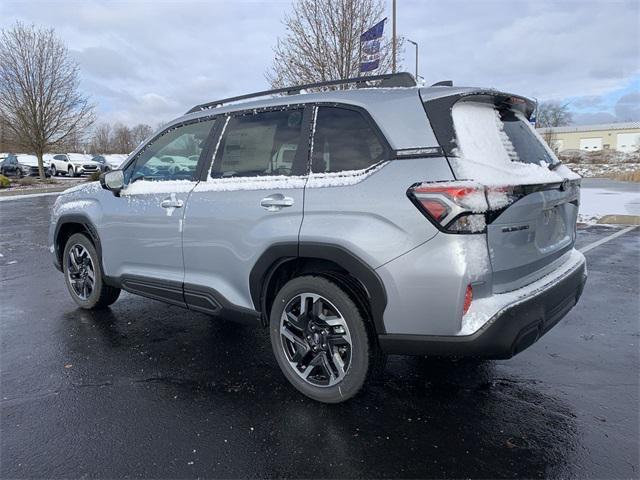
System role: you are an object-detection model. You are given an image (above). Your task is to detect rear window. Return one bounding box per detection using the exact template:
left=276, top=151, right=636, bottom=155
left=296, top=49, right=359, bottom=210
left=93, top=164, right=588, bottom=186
left=500, top=110, right=557, bottom=166
left=449, top=101, right=562, bottom=186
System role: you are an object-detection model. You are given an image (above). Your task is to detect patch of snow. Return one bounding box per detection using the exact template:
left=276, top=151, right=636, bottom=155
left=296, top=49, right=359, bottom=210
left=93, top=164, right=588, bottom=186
left=451, top=102, right=575, bottom=186
left=61, top=182, right=101, bottom=196
left=122, top=179, right=196, bottom=195
left=579, top=186, right=640, bottom=222
left=52, top=199, right=94, bottom=217
left=459, top=249, right=585, bottom=335
left=7, top=260, right=17, bottom=265
left=194, top=161, right=389, bottom=193
left=307, top=162, right=389, bottom=188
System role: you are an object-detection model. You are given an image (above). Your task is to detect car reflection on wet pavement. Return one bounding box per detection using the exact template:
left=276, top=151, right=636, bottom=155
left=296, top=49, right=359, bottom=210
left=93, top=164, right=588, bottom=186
left=1, top=196, right=638, bottom=478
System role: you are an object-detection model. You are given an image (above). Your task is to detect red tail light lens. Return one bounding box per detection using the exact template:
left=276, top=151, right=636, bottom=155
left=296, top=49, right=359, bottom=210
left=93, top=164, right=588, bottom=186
left=463, top=284, right=473, bottom=315
left=409, top=182, right=489, bottom=233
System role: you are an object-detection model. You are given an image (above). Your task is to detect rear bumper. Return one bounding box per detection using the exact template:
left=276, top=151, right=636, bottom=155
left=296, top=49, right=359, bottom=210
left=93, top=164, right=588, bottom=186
left=378, top=251, right=587, bottom=358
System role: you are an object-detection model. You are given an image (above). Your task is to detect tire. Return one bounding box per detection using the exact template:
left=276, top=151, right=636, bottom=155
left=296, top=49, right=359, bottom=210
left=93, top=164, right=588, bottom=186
left=50, top=164, right=57, bottom=177
left=269, top=275, right=376, bottom=403
left=63, top=233, right=120, bottom=309
left=68, top=166, right=75, bottom=177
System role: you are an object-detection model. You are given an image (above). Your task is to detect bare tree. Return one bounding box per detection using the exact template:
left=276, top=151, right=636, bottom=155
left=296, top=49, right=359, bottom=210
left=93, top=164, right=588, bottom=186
left=112, top=123, right=135, bottom=153
left=0, top=22, right=94, bottom=178
left=130, top=123, right=153, bottom=149
left=536, top=101, right=573, bottom=152
left=267, top=0, right=400, bottom=88
left=90, top=123, right=113, bottom=154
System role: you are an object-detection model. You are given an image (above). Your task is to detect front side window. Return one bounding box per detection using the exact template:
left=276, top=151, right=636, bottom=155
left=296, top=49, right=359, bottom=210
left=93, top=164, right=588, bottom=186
left=311, top=107, right=386, bottom=173
left=126, top=119, right=215, bottom=183
left=211, top=109, right=304, bottom=178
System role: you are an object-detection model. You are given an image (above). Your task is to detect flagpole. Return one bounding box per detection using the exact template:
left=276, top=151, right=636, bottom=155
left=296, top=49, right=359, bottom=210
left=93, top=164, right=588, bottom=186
left=392, top=0, right=397, bottom=73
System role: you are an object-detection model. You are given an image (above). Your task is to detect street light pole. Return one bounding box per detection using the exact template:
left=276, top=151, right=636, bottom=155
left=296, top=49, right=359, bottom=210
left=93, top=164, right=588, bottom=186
left=407, top=38, right=418, bottom=80
left=392, top=0, right=397, bottom=73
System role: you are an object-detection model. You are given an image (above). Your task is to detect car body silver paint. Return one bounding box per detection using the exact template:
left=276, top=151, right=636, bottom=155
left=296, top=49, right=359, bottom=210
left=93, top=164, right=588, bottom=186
left=375, top=232, right=494, bottom=336
left=182, top=180, right=305, bottom=309
left=300, top=157, right=452, bottom=270
left=100, top=184, right=194, bottom=283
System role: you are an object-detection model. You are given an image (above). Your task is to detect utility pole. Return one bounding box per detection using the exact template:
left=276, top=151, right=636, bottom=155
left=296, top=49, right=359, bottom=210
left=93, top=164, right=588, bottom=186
left=392, top=0, right=397, bottom=73
left=407, top=38, right=418, bottom=80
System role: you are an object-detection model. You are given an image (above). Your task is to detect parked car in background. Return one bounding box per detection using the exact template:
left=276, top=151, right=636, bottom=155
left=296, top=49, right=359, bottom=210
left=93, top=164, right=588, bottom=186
left=16, top=154, right=52, bottom=177
left=91, top=154, right=129, bottom=172
left=49, top=153, right=100, bottom=177
left=0, top=154, right=26, bottom=177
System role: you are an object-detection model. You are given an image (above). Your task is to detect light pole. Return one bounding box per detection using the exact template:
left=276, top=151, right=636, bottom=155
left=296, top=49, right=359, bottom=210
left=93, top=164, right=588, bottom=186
left=392, top=0, right=397, bottom=73
left=406, top=38, right=418, bottom=80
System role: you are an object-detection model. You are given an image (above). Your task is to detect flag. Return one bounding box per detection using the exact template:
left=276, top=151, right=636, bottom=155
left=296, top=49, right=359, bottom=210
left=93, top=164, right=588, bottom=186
left=360, top=18, right=386, bottom=73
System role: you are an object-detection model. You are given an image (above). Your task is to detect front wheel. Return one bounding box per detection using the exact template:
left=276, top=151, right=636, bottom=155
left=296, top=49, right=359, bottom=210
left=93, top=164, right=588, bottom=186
left=50, top=164, right=57, bottom=176
left=270, top=275, right=375, bottom=403
left=63, top=233, right=120, bottom=309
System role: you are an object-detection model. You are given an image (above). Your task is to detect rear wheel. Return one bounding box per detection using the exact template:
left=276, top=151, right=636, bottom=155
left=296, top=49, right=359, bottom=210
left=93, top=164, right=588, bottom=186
left=63, top=233, right=120, bottom=309
left=270, top=275, right=375, bottom=403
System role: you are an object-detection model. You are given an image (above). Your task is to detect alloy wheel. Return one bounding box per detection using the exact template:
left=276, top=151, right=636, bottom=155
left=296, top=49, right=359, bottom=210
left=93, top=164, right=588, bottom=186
left=66, top=244, right=95, bottom=300
left=280, top=293, right=352, bottom=387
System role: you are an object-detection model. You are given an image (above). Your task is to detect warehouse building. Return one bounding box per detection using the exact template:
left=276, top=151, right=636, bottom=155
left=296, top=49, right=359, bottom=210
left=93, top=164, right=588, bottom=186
left=537, top=122, right=640, bottom=153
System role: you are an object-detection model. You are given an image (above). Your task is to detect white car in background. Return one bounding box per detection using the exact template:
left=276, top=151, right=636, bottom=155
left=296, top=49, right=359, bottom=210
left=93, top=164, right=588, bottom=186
left=49, top=153, right=101, bottom=177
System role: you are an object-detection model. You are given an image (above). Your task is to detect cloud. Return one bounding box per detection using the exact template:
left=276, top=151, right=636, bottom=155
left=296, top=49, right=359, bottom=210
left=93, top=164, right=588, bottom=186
left=1, top=0, right=638, bottom=127
left=615, top=92, right=640, bottom=121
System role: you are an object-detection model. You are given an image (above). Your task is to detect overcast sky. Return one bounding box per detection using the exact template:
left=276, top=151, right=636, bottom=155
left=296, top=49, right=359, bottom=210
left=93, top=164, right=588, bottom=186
left=1, top=0, right=638, bottom=127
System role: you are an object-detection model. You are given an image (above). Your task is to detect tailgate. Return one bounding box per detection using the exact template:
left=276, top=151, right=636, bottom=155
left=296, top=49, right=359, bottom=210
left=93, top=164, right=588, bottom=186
left=422, top=90, right=582, bottom=293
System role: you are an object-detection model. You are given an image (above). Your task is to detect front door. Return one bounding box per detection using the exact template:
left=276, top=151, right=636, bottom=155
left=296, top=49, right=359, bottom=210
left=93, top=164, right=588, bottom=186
left=99, top=118, right=217, bottom=304
left=183, top=107, right=311, bottom=315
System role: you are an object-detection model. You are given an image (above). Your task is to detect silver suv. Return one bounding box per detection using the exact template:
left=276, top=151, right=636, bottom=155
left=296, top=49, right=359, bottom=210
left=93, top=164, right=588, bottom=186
left=50, top=73, right=587, bottom=403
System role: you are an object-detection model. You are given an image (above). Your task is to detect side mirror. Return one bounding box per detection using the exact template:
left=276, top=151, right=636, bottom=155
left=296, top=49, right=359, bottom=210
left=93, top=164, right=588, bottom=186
left=99, top=170, right=124, bottom=196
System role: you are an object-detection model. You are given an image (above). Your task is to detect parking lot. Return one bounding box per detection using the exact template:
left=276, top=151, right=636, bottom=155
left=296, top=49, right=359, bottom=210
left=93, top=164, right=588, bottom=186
left=1, top=194, right=638, bottom=478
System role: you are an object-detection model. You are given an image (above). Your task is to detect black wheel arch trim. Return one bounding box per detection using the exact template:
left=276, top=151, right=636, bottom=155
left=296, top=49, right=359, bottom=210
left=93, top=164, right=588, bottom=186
left=54, top=214, right=106, bottom=276
left=249, top=242, right=388, bottom=334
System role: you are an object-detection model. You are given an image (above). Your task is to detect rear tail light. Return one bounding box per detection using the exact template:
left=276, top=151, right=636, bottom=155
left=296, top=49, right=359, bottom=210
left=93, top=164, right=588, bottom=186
left=408, top=181, right=516, bottom=234
left=409, top=182, right=487, bottom=233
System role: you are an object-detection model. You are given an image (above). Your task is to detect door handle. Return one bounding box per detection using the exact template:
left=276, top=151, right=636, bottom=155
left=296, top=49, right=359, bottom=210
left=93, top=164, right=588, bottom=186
left=260, top=194, right=294, bottom=211
left=161, top=194, right=184, bottom=209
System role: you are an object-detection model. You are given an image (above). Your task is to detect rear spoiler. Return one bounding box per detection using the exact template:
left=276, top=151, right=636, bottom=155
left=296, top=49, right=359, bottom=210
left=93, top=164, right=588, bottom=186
left=420, top=89, right=537, bottom=157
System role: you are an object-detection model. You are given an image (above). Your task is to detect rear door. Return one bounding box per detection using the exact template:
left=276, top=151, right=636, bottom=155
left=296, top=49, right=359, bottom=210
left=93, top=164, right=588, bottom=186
left=182, top=106, right=312, bottom=315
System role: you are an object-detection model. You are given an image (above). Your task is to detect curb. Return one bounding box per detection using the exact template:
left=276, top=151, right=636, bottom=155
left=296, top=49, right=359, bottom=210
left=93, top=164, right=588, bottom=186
left=0, top=186, right=69, bottom=198
left=597, top=215, right=640, bottom=226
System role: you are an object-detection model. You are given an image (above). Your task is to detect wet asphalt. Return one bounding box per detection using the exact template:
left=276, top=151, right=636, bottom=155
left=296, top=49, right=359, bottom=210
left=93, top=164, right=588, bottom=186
left=1, top=195, right=638, bottom=479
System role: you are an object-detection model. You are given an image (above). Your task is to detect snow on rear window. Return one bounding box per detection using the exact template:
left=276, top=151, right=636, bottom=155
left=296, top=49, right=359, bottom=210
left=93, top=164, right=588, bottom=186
left=451, top=102, right=573, bottom=186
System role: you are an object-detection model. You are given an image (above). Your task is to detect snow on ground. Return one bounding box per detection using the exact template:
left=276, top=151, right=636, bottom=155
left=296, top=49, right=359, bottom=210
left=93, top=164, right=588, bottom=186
left=566, top=163, right=640, bottom=178
left=579, top=183, right=640, bottom=224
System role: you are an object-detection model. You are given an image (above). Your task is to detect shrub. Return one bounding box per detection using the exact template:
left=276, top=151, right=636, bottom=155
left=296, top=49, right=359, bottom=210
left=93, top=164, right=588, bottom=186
left=0, top=175, right=10, bottom=188
left=87, top=171, right=101, bottom=182
left=16, top=177, right=36, bottom=186
left=613, top=170, right=640, bottom=182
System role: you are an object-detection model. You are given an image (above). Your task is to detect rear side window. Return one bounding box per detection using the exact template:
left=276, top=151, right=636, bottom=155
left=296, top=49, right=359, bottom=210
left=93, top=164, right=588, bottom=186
left=311, top=107, right=386, bottom=173
left=211, top=109, right=304, bottom=178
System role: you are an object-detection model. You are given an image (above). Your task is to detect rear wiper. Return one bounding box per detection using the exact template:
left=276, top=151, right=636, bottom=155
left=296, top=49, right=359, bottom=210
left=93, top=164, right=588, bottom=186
left=548, top=161, right=562, bottom=171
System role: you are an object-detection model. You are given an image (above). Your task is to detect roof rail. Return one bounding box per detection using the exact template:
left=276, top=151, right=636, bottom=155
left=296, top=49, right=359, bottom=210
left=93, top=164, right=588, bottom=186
left=186, top=72, right=416, bottom=114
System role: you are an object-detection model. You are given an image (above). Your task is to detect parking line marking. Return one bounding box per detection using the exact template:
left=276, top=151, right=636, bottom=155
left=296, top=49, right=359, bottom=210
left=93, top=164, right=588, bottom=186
left=0, top=191, right=62, bottom=202
left=579, top=226, right=638, bottom=254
